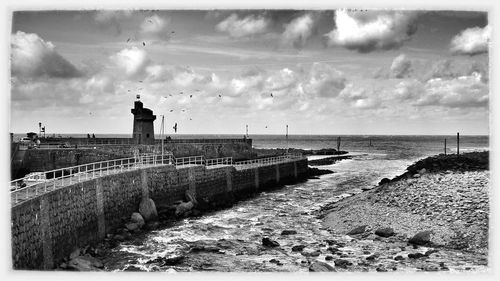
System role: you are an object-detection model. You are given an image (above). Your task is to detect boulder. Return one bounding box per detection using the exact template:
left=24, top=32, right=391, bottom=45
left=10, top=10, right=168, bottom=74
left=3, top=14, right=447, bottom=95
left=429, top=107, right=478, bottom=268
left=375, top=227, right=395, bottom=238
left=67, top=256, right=104, bottom=271
left=379, top=178, right=391, bottom=185
left=409, top=231, right=432, bottom=245
left=334, top=259, right=352, bottom=268
left=175, top=201, right=194, bottom=217
left=125, top=222, right=139, bottom=232
left=281, top=230, right=297, bottom=235
left=131, top=212, right=145, bottom=228
left=346, top=225, right=370, bottom=235
left=408, top=253, right=426, bottom=259
left=309, top=261, right=336, bottom=272
left=139, top=198, right=158, bottom=222
left=69, top=248, right=80, bottom=260
left=291, top=245, right=306, bottom=252
left=262, top=237, right=280, bottom=247
left=419, top=168, right=427, bottom=175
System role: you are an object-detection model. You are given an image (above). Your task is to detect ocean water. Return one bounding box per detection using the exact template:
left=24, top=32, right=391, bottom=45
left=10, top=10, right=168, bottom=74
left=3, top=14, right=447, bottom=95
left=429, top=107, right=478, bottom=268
left=99, top=135, right=488, bottom=271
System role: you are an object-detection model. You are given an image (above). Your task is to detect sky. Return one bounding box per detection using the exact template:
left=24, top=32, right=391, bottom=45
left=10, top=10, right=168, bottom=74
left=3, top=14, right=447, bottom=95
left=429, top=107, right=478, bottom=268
left=9, top=9, right=490, bottom=135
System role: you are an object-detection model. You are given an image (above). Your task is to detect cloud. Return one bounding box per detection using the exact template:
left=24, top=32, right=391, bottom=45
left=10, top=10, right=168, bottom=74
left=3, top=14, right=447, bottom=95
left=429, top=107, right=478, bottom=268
left=450, top=25, right=490, bottom=55
left=325, top=10, right=418, bottom=52
left=110, top=47, right=150, bottom=78
left=389, top=54, right=412, bottom=78
left=417, top=73, right=488, bottom=108
left=302, top=63, right=346, bottom=97
left=282, top=13, right=315, bottom=48
left=11, top=31, right=82, bottom=78
left=265, top=68, right=297, bottom=91
left=94, top=10, right=132, bottom=35
left=138, top=14, right=172, bottom=41
left=216, top=13, right=270, bottom=38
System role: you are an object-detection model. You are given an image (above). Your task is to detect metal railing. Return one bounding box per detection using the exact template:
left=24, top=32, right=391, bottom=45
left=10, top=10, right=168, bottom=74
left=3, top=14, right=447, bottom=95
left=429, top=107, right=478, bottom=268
left=205, top=157, right=233, bottom=166
left=10, top=152, right=304, bottom=206
left=233, top=153, right=304, bottom=168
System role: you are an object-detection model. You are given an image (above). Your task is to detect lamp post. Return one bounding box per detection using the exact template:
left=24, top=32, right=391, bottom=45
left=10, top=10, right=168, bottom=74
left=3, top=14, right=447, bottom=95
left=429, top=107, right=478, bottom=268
left=286, top=125, right=289, bottom=154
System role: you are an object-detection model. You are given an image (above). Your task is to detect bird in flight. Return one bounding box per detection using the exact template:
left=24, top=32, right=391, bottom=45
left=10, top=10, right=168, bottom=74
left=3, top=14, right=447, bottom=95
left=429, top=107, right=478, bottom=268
left=189, top=118, right=192, bottom=120
left=170, top=109, right=174, bottom=112
left=190, top=95, right=193, bottom=98
left=139, top=80, right=143, bottom=83
left=148, top=19, right=153, bottom=23
left=126, top=38, right=130, bottom=43
left=270, top=93, right=274, bottom=97
left=173, top=123, right=178, bottom=133
left=142, top=42, right=146, bottom=46
left=265, top=126, right=268, bottom=128
left=218, top=94, right=222, bottom=98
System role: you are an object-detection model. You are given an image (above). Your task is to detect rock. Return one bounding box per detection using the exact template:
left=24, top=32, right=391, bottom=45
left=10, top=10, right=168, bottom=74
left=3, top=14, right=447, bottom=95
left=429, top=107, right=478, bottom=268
left=394, top=255, right=404, bottom=261
left=409, top=231, right=432, bottom=245
left=139, top=198, right=158, bottom=222
left=379, top=178, right=391, bottom=185
left=125, top=222, right=139, bottom=232
left=423, top=265, right=439, bottom=271
left=346, top=225, right=370, bottom=235
left=145, top=221, right=160, bottom=230
left=175, top=201, right=194, bottom=217
left=123, top=265, right=145, bottom=271
left=408, top=253, right=426, bottom=259
left=262, top=237, right=280, bottom=247
left=419, top=168, right=427, bottom=175
left=325, top=255, right=334, bottom=261
left=69, top=248, right=80, bottom=260
left=309, top=261, right=336, bottom=272
left=375, top=227, right=395, bottom=238
left=291, top=245, right=306, bottom=252
left=67, top=256, right=104, bottom=271
left=113, top=234, right=125, bottom=241
left=130, top=212, right=145, bottom=228
left=327, top=247, right=340, bottom=253
left=147, top=255, right=184, bottom=266
left=281, top=230, right=297, bottom=235
left=376, top=267, right=388, bottom=272
left=334, top=259, right=352, bottom=268
left=424, top=249, right=439, bottom=256
left=413, top=174, right=421, bottom=178
left=366, top=254, right=378, bottom=261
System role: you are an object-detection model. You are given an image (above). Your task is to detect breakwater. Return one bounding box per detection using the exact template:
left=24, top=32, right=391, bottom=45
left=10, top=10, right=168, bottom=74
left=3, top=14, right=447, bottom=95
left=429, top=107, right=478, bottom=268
left=11, top=158, right=308, bottom=270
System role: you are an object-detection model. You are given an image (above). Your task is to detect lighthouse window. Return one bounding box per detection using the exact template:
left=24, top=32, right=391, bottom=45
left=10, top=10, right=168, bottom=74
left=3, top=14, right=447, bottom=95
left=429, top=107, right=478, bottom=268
left=146, top=133, right=150, bottom=138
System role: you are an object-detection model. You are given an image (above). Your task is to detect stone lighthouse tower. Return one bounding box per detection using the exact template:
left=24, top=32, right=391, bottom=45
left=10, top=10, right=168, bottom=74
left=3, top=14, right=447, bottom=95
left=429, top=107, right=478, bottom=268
left=131, top=96, right=156, bottom=145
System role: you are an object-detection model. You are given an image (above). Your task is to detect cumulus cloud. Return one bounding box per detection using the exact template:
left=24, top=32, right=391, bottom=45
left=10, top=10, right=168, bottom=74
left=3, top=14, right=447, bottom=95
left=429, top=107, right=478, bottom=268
left=138, top=14, right=172, bottom=41
left=11, top=31, right=82, bottom=78
left=265, top=68, right=297, bottom=91
left=390, top=54, right=412, bottom=78
left=216, top=13, right=270, bottom=38
left=417, top=73, right=488, bottom=108
left=94, top=10, right=132, bottom=35
left=302, top=63, right=346, bottom=97
left=110, top=47, right=150, bottom=78
left=282, top=13, right=315, bottom=48
left=325, top=10, right=418, bottom=52
left=450, top=25, right=490, bottom=55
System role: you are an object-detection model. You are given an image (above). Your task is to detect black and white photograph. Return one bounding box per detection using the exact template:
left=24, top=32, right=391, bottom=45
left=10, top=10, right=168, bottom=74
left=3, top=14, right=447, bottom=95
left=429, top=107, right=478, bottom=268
left=3, top=0, right=497, bottom=276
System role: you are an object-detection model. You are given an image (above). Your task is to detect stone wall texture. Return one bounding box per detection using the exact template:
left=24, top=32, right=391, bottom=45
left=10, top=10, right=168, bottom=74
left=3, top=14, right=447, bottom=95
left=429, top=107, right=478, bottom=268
left=11, top=159, right=307, bottom=270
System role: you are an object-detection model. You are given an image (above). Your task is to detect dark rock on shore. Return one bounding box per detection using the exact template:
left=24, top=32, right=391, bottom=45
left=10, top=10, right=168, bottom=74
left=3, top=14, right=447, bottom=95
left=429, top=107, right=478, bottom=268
left=375, top=227, right=395, bottom=238
left=308, top=156, right=352, bottom=166
left=262, top=237, right=280, bottom=247
left=281, top=230, right=297, bottom=235
left=308, top=167, right=334, bottom=177
left=291, top=245, right=306, bottom=252
left=347, top=225, right=370, bottom=235
left=409, top=231, right=432, bottom=246
left=408, top=253, right=426, bottom=259
left=334, top=259, right=352, bottom=268
left=390, top=151, right=488, bottom=183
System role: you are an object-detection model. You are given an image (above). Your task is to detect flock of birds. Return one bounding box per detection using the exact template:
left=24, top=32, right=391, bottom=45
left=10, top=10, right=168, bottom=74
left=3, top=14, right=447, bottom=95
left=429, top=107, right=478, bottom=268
left=113, top=19, right=277, bottom=134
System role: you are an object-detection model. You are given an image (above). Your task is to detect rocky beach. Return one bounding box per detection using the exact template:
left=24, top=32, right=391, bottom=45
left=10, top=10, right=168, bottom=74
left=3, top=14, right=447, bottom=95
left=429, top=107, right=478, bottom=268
left=57, top=151, right=490, bottom=273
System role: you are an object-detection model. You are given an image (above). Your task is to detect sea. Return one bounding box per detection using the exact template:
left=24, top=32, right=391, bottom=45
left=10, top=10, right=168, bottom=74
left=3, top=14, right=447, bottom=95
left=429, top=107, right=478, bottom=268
left=22, top=134, right=489, bottom=271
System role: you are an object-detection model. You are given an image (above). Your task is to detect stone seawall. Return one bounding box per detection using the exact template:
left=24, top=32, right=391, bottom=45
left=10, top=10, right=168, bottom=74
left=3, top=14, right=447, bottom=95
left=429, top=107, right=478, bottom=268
left=11, top=159, right=308, bottom=270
